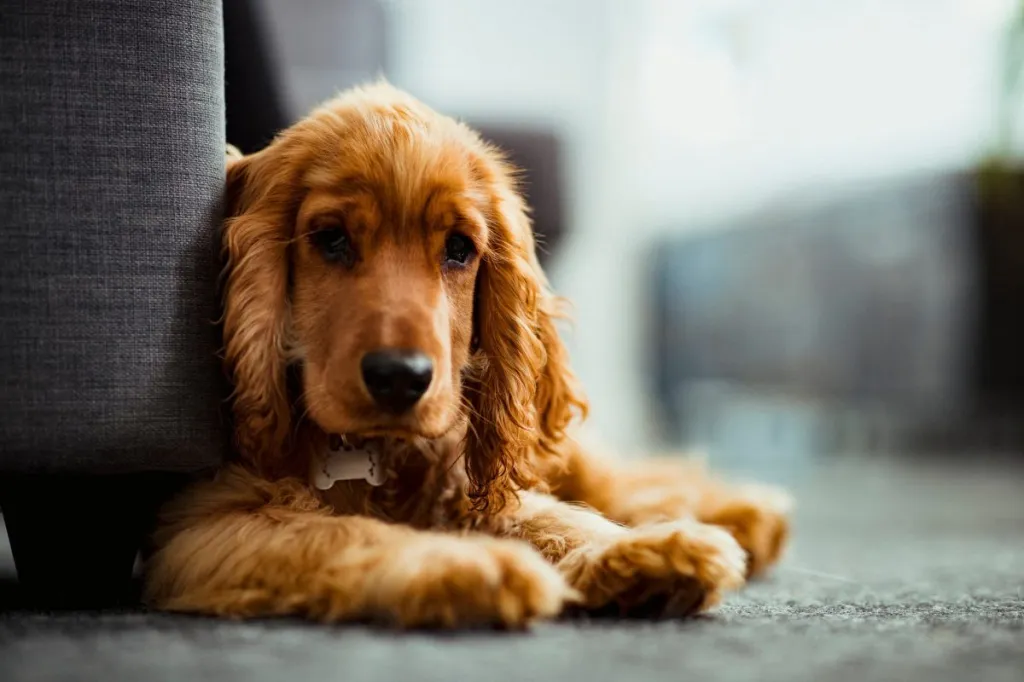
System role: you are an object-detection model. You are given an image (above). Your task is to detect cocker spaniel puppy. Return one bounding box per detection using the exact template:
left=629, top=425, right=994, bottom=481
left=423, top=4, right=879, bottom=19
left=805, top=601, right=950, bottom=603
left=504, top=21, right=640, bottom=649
left=143, top=83, right=790, bottom=627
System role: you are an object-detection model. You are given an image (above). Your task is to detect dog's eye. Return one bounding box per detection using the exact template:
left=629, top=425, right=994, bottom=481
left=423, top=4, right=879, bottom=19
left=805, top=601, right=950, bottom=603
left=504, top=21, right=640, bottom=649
left=310, top=226, right=356, bottom=267
left=443, top=233, right=475, bottom=267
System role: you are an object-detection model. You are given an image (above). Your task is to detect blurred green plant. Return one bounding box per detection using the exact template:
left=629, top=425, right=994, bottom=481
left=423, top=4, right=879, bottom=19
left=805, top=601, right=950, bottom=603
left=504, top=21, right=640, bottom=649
left=980, top=1, right=1024, bottom=202
left=995, top=3, right=1024, bottom=157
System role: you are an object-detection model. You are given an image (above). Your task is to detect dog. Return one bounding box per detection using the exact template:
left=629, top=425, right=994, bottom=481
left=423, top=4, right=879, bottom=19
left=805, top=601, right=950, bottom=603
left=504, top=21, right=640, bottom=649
left=143, top=82, right=790, bottom=627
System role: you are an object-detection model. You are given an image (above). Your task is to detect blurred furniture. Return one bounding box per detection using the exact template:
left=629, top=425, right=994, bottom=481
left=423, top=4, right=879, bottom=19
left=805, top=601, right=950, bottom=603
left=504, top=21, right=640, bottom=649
left=224, top=0, right=290, bottom=154
left=0, top=0, right=229, bottom=606
left=473, top=125, right=569, bottom=262
left=649, top=173, right=1024, bottom=458
left=972, top=167, right=1024, bottom=408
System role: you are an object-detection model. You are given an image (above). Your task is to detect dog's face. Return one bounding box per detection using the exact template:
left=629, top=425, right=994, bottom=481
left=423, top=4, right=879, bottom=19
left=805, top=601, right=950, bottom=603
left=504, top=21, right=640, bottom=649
left=222, top=83, right=586, bottom=508
left=291, top=123, right=489, bottom=441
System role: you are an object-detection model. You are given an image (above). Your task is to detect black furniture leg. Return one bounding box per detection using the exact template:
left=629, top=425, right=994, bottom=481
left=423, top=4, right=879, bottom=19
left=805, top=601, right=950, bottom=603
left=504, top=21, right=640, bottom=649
left=0, top=473, right=187, bottom=609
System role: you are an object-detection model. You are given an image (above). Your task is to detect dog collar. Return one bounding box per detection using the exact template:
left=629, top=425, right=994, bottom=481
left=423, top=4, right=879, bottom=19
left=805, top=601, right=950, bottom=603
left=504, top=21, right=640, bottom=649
left=311, top=434, right=386, bottom=490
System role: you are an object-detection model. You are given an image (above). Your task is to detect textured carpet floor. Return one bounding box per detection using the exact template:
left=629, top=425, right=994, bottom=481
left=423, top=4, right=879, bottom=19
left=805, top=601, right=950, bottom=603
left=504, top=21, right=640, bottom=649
left=0, top=456, right=1022, bottom=682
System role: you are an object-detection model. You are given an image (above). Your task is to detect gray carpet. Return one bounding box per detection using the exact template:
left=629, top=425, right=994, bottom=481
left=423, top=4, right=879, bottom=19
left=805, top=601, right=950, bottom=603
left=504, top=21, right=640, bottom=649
left=1, top=456, right=1022, bottom=682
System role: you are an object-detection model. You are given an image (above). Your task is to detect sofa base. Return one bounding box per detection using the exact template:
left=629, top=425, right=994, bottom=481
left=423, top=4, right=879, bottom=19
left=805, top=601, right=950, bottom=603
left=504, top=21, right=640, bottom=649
left=0, top=473, right=187, bottom=609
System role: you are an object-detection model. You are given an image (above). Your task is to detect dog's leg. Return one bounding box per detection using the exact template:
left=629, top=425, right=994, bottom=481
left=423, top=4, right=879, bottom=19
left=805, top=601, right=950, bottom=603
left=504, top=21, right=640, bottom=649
left=143, top=466, right=569, bottom=628
left=496, top=491, right=746, bottom=618
left=545, top=443, right=792, bottom=578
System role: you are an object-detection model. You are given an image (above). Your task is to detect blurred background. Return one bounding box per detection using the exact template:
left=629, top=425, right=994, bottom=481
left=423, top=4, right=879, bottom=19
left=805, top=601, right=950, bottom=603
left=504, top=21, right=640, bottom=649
left=227, top=0, right=1024, bottom=483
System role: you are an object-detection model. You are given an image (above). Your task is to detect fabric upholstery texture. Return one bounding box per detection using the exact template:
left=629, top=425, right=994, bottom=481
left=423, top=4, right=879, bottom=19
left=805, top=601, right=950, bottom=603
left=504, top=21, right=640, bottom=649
left=0, top=0, right=229, bottom=472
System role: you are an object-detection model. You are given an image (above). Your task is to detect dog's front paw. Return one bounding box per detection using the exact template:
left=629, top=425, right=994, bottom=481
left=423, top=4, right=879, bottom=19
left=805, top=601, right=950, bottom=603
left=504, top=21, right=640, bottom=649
left=702, top=483, right=792, bottom=578
left=559, top=519, right=746, bottom=618
left=376, top=536, right=572, bottom=629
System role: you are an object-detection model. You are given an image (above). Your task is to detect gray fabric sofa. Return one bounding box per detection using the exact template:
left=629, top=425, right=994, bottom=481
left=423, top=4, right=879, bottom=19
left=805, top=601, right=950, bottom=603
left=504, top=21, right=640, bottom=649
left=0, top=0, right=229, bottom=606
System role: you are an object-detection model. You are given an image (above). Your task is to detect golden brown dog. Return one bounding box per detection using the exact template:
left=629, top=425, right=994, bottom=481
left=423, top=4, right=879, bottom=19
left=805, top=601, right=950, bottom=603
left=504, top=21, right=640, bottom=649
left=143, top=82, right=790, bottom=627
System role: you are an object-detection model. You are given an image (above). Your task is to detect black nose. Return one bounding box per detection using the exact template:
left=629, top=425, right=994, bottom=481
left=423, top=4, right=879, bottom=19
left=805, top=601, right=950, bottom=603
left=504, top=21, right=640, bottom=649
left=360, top=349, right=433, bottom=414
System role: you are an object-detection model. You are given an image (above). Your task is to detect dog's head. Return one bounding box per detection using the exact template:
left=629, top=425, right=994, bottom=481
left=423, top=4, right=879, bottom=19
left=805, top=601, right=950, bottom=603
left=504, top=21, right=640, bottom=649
left=222, top=83, right=586, bottom=509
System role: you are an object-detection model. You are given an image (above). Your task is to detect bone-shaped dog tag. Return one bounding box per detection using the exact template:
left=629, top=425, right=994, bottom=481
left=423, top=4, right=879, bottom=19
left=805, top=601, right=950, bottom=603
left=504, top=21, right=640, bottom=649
left=311, top=435, right=386, bottom=490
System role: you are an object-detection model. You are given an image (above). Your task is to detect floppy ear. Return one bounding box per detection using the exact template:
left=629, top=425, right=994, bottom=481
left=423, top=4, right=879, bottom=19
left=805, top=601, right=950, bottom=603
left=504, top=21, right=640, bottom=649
left=464, top=159, right=588, bottom=511
left=221, top=146, right=297, bottom=477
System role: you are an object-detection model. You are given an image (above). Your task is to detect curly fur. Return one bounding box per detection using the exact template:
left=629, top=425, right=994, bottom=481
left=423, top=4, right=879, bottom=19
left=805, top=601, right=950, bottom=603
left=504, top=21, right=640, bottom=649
left=143, top=82, right=791, bottom=628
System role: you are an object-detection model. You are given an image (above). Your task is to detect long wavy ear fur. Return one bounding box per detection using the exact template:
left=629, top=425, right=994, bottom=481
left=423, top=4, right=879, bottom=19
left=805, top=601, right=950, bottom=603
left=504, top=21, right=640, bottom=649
left=464, top=153, right=588, bottom=511
left=221, top=145, right=298, bottom=477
